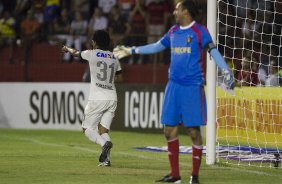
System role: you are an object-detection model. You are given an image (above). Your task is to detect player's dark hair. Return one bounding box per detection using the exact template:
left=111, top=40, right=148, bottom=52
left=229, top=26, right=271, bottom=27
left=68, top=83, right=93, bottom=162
left=181, top=0, right=198, bottom=18
left=92, top=30, right=110, bottom=50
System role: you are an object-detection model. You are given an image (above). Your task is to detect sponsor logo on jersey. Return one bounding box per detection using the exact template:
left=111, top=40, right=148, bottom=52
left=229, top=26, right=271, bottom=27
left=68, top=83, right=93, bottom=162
left=172, top=47, right=191, bottom=54
left=96, top=52, right=116, bottom=59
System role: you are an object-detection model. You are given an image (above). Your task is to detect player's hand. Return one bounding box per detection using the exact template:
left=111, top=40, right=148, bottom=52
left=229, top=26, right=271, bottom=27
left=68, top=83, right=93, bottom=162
left=113, top=45, right=133, bottom=59
left=61, top=45, right=68, bottom=53
left=222, top=69, right=235, bottom=90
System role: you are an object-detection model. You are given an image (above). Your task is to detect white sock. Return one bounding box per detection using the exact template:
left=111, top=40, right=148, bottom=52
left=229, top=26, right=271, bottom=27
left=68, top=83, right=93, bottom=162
left=101, top=133, right=111, bottom=160
left=84, top=128, right=106, bottom=147
left=101, top=133, right=111, bottom=142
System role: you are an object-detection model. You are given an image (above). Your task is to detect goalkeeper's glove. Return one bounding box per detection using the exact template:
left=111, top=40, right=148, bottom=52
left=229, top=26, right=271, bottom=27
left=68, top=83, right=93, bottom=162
left=222, top=69, right=236, bottom=90
left=113, top=45, right=136, bottom=59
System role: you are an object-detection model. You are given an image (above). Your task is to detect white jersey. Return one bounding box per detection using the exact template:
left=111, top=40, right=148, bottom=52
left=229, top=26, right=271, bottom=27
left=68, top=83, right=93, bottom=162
left=81, top=49, right=122, bottom=101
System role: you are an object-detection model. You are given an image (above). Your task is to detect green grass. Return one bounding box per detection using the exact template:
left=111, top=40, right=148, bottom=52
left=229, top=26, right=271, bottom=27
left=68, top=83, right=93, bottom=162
left=0, top=129, right=281, bottom=184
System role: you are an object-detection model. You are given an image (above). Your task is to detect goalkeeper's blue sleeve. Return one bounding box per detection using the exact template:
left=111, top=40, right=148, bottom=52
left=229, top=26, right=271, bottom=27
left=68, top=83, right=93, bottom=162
left=135, top=41, right=166, bottom=54
left=210, top=48, right=229, bottom=71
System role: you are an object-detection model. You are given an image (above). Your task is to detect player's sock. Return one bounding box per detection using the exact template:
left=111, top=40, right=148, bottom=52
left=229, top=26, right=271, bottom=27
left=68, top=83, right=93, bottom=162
left=101, top=133, right=111, bottom=142
left=101, top=133, right=111, bottom=160
left=167, top=138, right=180, bottom=178
left=84, top=128, right=106, bottom=146
left=191, top=144, right=203, bottom=176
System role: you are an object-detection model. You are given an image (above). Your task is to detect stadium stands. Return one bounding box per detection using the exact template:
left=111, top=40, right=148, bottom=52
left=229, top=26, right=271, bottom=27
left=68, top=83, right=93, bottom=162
left=0, top=43, right=169, bottom=83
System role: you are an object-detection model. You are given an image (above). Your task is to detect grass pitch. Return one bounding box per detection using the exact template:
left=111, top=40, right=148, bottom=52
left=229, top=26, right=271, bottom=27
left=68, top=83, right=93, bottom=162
left=0, top=129, right=281, bottom=184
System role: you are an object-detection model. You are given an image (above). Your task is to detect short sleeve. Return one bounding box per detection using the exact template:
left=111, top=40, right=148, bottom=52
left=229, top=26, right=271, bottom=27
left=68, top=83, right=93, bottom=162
left=160, top=25, right=179, bottom=48
left=81, top=50, right=92, bottom=61
left=160, top=33, right=170, bottom=48
left=201, top=26, right=213, bottom=49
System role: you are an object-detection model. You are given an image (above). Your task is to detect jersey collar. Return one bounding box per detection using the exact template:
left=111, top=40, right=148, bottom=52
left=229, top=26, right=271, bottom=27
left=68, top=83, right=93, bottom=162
left=180, top=21, right=196, bottom=30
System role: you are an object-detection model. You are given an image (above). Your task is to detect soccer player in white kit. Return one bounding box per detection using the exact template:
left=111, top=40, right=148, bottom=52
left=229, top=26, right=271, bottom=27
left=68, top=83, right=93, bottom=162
left=62, top=30, right=122, bottom=167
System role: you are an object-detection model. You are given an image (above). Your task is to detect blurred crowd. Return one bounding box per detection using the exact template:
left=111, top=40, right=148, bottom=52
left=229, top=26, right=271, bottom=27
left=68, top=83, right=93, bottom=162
left=218, top=0, right=282, bottom=87
left=0, top=0, right=281, bottom=86
left=0, top=0, right=207, bottom=65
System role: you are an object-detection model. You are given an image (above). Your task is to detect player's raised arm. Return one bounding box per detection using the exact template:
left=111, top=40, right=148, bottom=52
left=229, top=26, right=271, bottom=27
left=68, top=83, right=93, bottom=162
left=113, top=41, right=166, bottom=60
left=207, top=43, right=236, bottom=91
left=62, top=45, right=81, bottom=58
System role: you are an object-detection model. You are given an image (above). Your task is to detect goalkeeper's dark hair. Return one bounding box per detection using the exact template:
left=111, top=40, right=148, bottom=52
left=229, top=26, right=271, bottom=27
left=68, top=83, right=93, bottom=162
left=181, top=0, right=198, bottom=19
left=92, top=30, right=110, bottom=50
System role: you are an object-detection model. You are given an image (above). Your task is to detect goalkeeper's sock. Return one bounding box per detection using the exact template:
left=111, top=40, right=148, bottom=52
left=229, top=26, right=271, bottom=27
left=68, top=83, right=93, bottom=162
left=168, top=138, right=180, bottom=178
left=101, top=133, right=111, bottom=160
left=191, top=144, right=203, bottom=176
left=84, top=128, right=106, bottom=146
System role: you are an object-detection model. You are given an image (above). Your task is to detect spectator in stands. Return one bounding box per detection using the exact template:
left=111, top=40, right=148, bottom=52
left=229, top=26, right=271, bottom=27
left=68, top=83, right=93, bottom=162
left=13, top=0, right=32, bottom=38
left=88, top=7, right=108, bottom=36
left=118, top=0, right=133, bottom=18
left=98, top=0, right=117, bottom=17
left=146, top=0, right=170, bottom=64
left=87, top=7, right=108, bottom=50
left=50, top=8, right=71, bottom=45
left=279, top=67, right=282, bottom=86
left=0, top=10, right=16, bottom=63
left=20, top=10, right=41, bottom=64
left=128, top=0, right=147, bottom=64
left=265, top=60, right=281, bottom=87
left=0, top=2, right=3, bottom=16
left=108, top=5, right=130, bottom=46
left=242, top=9, right=262, bottom=46
left=257, top=45, right=274, bottom=86
left=71, top=0, right=91, bottom=19
left=44, top=0, right=60, bottom=24
left=257, top=63, right=268, bottom=86
left=32, top=3, right=46, bottom=41
left=64, top=11, right=88, bottom=62
left=146, top=0, right=169, bottom=42
left=33, top=4, right=44, bottom=24
left=236, top=57, right=258, bottom=86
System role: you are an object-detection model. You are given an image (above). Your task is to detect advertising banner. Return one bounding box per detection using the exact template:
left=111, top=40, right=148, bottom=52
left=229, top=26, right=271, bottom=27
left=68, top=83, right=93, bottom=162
left=0, top=83, right=165, bottom=133
left=217, top=87, right=282, bottom=148
left=0, top=83, right=88, bottom=130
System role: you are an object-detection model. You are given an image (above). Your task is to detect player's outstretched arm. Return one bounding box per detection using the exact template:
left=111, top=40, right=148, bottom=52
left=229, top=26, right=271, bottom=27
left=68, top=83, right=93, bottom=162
left=113, top=41, right=166, bottom=60
left=207, top=43, right=236, bottom=91
left=62, top=45, right=81, bottom=57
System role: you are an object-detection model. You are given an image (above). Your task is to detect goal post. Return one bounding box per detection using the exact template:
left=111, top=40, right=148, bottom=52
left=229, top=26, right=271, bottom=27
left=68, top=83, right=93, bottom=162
left=206, top=0, right=217, bottom=165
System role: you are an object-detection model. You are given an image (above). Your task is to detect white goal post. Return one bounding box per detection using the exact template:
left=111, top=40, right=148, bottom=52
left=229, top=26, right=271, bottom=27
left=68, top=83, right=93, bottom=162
left=206, top=0, right=217, bottom=165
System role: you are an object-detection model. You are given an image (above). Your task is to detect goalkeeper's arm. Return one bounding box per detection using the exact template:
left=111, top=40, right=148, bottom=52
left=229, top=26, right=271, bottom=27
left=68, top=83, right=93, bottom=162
left=113, top=41, right=166, bottom=59
left=207, top=43, right=229, bottom=71
left=207, top=43, right=235, bottom=90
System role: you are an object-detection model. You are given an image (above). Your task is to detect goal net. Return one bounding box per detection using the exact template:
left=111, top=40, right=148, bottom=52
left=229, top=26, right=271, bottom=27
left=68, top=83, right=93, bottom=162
left=216, top=0, right=282, bottom=168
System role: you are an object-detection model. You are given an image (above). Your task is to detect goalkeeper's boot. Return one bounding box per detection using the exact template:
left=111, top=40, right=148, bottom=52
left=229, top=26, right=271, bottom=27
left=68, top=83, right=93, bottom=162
left=189, top=175, right=199, bottom=184
left=99, top=141, right=113, bottom=162
left=155, top=174, right=181, bottom=183
left=98, top=160, right=111, bottom=167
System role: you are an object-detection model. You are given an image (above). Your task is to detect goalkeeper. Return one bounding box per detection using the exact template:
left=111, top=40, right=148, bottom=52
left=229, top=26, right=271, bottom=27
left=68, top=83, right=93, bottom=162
left=114, top=0, right=235, bottom=184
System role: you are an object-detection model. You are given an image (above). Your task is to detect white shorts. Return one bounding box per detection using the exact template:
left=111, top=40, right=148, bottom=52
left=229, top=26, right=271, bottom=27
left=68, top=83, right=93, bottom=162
left=82, top=100, right=117, bottom=130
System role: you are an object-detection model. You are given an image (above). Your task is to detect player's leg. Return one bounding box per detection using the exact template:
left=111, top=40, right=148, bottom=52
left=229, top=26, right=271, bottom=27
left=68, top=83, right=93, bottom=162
left=83, top=127, right=106, bottom=146
left=156, top=81, right=181, bottom=183
left=181, top=85, right=206, bottom=184
left=97, top=123, right=112, bottom=166
left=187, top=127, right=202, bottom=184
left=97, top=101, right=116, bottom=165
left=82, top=101, right=107, bottom=147
left=164, top=125, right=180, bottom=177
